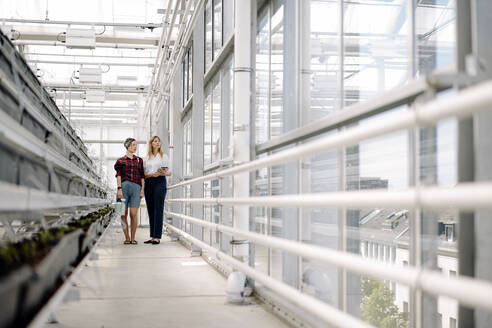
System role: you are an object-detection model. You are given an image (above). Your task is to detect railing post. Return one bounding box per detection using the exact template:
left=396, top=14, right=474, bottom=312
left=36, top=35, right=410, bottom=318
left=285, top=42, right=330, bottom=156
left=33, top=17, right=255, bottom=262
left=471, top=1, right=492, bottom=327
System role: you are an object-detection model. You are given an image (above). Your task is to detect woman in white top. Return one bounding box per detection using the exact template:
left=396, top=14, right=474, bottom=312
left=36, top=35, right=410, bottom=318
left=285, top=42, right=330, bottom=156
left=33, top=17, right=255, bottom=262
left=143, top=136, right=171, bottom=244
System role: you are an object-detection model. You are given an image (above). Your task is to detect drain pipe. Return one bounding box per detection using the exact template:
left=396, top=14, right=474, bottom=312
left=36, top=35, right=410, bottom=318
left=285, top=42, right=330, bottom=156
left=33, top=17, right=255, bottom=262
left=226, top=0, right=253, bottom=303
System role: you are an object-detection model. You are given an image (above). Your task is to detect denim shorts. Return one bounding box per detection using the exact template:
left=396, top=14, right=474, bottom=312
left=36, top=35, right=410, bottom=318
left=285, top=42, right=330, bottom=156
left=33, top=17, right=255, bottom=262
left=122, top=180, right=141, bottom=208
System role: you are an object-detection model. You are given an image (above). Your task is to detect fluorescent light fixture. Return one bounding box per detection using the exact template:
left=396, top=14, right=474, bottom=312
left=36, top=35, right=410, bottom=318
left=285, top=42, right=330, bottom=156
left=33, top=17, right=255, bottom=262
left=66, top=28, right=96, bottom=49
left=117, top=75, right=138, bottom=81
left=85, top=89, right=105, bottom=103
left=79, top=67, right=102, bottom=84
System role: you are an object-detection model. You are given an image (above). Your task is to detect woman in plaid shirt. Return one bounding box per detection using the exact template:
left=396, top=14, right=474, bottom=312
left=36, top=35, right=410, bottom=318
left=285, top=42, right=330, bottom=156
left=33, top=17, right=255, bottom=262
left=114, top=138, right=145, bottom=244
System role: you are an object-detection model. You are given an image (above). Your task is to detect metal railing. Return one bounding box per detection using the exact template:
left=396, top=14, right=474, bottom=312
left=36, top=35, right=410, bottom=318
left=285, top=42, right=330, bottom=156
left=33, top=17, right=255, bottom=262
left=164, top=222, right=374, bottom=328
left=165, top=79, right=492, bottom=326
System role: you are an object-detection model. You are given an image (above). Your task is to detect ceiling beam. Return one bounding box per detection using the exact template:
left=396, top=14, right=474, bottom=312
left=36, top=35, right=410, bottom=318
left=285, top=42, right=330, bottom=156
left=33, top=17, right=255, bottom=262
left=14, top=32, right=159, bottom=46
left=0, top=18, right=162, bottom=29
left=13, top=40, right=157, bottom=49
left=53, top=93, right=141, bottom=101
left=24, top=52, right=156, bottom=60
left=28, top=59, right=153, bottom=67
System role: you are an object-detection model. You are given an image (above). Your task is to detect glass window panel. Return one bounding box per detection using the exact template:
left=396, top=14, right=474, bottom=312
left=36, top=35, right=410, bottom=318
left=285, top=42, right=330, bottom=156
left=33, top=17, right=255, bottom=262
left=211, top=177, right=220, bottom=249
left=213, top=0, right=223, bottom=60
left=300, top=139, right=340, bottom=306
left=184, top=185, right=192, bottom=233
left=418, top=94, right=457, bottom=327
left=229, top=59, right=233, bottom=158
left=188, top=46, right=193, bottom=100
left=303, top=0, right=339, bottom=125
left=205, top=0, right=213, bottom=72
left=182, top=118, right=192, bottom=176
left=221, top=204, right=233, bottom=255
left=212, top=78, right=221, bottom=163
left=416, top=1, right=456, bottom=74
left=204, top=90, right=212, bottom=165
left=256, top=7, right=269, bottom=144
left=186, top=120, right=192, bottom=175
left=343, top=0, right=409, bottom=106
left=344, top=107, right=411, bottom=319
left=270, top=2, right=284, bottom=139
left=270, top=147, right=297, bottom=287
left=203, top=180, right=212, bottom=245
left=254, top=157, right=269, bottom=275
left=221, top=58, right=233, bottom=159
left=223, top=0, right=234, bottom=42
left=183, top=52, right=188, bottom=106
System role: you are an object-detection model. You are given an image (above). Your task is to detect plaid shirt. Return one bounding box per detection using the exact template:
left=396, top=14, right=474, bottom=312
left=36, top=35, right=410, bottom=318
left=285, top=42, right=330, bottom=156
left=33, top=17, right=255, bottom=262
left=114, top=155, right=145, bottom=186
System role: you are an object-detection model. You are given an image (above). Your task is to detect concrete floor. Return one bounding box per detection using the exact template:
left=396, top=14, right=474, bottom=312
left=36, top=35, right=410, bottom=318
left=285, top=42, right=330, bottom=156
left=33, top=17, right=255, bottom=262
left=44, top=223, right=290, bottom=328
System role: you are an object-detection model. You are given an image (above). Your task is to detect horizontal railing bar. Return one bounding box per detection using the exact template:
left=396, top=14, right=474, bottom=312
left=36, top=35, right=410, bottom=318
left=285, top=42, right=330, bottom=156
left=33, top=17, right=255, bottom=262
left=164, top=222, right=374, bottom=328
left=165, top=210, right=492, bottom=313
left=0, top=181, right=108, bottom=211
left=169, top=79, right=492, bottom=189
left=167, top=182, right=492, bottom=210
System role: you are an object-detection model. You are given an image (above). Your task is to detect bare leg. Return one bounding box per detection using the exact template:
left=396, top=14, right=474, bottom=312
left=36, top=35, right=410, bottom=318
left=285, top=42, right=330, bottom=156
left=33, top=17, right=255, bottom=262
left=130, top=207, right=138, bottom=241
left=121, top=207, right=130, bottom=242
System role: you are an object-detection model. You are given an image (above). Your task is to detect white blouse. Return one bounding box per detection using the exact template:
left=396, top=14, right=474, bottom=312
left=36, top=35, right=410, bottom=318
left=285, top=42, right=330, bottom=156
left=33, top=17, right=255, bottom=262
left=144, top=153, right=170, bottom=175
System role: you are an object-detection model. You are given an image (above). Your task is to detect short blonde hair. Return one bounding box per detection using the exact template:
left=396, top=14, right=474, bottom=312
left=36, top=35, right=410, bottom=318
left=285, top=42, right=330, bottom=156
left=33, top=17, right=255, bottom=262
left=147, top=136, right=163, bottom=159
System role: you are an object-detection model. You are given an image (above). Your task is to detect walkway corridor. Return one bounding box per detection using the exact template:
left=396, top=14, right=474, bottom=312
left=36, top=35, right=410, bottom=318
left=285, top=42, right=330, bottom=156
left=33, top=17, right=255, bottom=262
left=44, top=224, right=289, bottom=328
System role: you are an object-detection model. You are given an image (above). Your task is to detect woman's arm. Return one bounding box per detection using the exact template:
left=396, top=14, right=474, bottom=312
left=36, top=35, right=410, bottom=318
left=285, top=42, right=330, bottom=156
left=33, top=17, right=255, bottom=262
left=144, top=172, right=160, bottom=178
left=117, top=175, right=123, bottom=199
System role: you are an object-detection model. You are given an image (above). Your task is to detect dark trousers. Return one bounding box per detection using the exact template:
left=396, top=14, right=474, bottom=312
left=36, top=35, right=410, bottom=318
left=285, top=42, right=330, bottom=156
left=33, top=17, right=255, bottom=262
left=144, top=176, right=167, bottom=239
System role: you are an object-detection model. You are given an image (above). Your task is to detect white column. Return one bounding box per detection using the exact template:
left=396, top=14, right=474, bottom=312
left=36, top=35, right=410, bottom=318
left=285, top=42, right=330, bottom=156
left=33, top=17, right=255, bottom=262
left=232, top=0, right=252, bottom=262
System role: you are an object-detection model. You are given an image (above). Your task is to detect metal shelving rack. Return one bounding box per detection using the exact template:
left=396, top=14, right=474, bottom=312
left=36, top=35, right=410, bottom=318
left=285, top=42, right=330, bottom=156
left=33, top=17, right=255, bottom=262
left=0, top=29, right=108, bottom=219
left=0, top=28, right=113, bottom=327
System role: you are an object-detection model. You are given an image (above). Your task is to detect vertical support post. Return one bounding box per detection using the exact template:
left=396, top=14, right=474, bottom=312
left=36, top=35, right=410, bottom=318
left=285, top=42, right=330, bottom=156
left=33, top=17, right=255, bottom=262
left=171, top=76, right=183, bottom=241
left=298, top=0, right=311, bottom=293
left=408, top=0, right=416, bottom=78
left=455, top=0, right=475, bottom=326
left=281, top=0, right=299, bottom=289
left=99, top=102, right=103, bottom=176
left=249, top=0, right=258, bottom=278
left=232, top=0, right=252, bottom=263
left=409, top=123, right=421, bottom=328
left=338, top=146, right=347, bottom=312
left=190, top=4, right=205, bottom=256
left=337, top=0, right=344, bottom=111
left=337, top=0, right=346, bottom=312
left=471, top=1, right=492, bottom=327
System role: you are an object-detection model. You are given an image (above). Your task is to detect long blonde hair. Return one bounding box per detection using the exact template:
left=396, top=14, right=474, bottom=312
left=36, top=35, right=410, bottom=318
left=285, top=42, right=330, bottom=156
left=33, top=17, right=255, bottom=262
left=147, top=136, right=163, bottom=159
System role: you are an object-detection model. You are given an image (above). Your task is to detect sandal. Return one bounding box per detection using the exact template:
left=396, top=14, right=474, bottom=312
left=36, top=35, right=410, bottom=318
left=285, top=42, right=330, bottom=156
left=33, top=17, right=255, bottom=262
left=151, top=240, right=160, bottom=245
left=124, top=240, right=131, bottom=244
left=130, top=240, right=138, bottom=244
left=144, top=239, right=153, bottom=244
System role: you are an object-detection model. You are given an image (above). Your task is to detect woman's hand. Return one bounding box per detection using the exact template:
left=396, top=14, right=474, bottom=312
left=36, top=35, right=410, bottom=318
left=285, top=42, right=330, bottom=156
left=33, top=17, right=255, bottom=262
left=140, top=189, right=144, bottom=199
left=117, top=189, right=123, bottom=199
left=158, top=168, right=171, bottom=176
left=152, top=171, right=161, bottom=177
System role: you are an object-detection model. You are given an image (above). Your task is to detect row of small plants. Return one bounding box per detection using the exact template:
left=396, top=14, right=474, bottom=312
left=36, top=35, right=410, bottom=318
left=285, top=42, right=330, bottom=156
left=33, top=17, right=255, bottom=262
left=0, top=205, right=114, bottom=328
